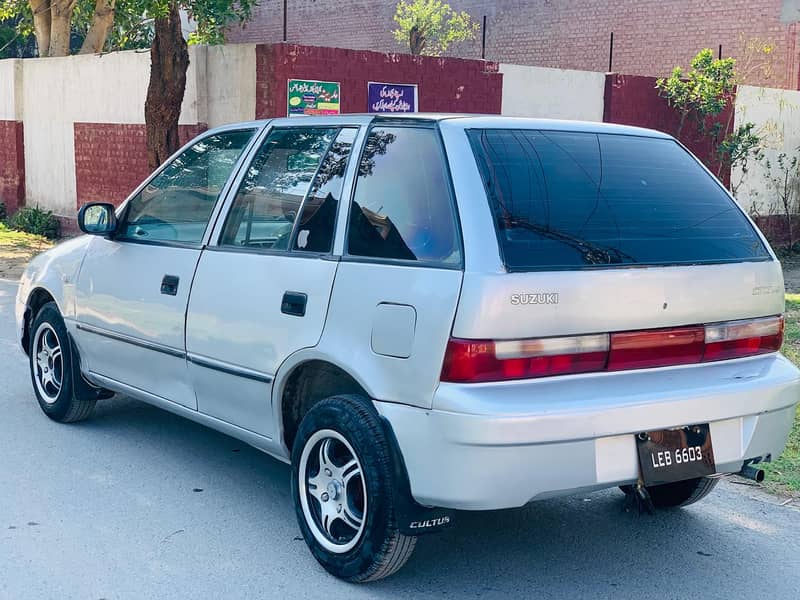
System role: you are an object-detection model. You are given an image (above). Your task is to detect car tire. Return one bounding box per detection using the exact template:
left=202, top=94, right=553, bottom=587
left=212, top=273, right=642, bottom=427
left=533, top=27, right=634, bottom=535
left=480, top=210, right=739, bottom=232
left=621, top=477, right=719, bottom=509
left=291, top=394, right=416, bottom=582
left=29, top=302, right=96, bottom=423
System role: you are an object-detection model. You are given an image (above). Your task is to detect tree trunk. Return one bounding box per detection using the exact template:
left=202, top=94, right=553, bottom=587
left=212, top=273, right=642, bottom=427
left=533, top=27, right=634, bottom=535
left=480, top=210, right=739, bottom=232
left=48, top=0, right=76, bottom=56
left=144, top=2, right=189, bottom=170
left=29, top=0, right=51, bottom=57
left=409, top=25, right=424, bottom=55
left=79, top=0, right=116, bottom=54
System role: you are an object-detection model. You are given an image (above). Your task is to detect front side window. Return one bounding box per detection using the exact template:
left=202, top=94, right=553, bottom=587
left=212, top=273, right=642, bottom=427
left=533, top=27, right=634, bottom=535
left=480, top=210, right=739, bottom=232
left=346, top=126, right=460, bottom=265
left=119, top=129, right=255, bottom=244
left=219, top=127, right=344, bottom=251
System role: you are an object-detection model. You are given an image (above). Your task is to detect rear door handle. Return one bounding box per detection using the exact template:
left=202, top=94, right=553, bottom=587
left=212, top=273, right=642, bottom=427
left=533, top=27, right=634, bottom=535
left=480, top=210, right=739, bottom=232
left=161, top=274, right=180, bottom=296
left=281, top=291, right=307, bottom=317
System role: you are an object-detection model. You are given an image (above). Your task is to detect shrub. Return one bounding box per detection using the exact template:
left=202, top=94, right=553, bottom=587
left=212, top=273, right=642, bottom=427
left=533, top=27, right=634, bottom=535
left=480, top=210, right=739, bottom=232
left=8, top=206, right=60, bottom=240
left=0, top=201, right=6, bottom=222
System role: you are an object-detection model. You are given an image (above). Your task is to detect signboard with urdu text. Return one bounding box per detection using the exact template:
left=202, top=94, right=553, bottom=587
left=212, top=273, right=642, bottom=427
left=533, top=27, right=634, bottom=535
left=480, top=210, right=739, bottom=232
left=288, top=79, right=341, bottom=116
left=367, top=82, right=418, bottom=113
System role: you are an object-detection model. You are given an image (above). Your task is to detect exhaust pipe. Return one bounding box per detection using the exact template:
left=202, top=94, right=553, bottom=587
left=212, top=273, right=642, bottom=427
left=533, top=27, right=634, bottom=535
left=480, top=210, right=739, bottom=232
left=740, top=464, right=765, bottom=483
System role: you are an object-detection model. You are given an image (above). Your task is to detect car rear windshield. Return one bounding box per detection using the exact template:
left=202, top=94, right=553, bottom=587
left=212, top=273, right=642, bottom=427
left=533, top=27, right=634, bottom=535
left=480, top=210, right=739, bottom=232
left=467, top=129, right=770, bottom=271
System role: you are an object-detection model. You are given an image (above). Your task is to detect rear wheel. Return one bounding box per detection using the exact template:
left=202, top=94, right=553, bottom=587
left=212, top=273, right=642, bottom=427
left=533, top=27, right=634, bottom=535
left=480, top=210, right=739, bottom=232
left=291, top=395, right=416, bottom=582
left=621, top=477, right=719, bottom=509
left=29, top=302, right=96, bottom=423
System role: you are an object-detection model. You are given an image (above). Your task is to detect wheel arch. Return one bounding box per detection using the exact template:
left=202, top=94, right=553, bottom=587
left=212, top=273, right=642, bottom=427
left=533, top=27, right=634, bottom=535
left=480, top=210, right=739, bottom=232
left=21, top=286, right=60, bottom=355
left=276, top=355, right=373, bottom=453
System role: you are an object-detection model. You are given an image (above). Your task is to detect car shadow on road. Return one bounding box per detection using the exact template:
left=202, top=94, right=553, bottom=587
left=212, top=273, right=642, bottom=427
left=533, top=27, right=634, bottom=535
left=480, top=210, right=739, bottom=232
left=81, top=395, right=792, bottom=600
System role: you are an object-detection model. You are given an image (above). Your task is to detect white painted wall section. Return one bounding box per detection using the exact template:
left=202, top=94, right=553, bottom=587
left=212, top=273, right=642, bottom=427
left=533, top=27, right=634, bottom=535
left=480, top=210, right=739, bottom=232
left=19, top=49, right=204, bottom=215
left=499, top=63, right=606, bottom=121
left=0, top=59, right=23, bottom=120
left=206, top=44, right=257, bottom=127
left=732, top=84, right=800, bottom=214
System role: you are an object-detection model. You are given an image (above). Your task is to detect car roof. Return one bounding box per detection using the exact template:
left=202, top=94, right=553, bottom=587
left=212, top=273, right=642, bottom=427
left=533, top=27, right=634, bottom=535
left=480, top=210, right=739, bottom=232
left=205, top=114, right=672, bottom=140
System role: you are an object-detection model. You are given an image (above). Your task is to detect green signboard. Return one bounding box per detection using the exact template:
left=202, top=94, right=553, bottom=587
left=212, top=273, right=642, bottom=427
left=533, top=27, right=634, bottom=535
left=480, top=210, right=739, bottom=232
left=287, top=79, right=341, bottom=117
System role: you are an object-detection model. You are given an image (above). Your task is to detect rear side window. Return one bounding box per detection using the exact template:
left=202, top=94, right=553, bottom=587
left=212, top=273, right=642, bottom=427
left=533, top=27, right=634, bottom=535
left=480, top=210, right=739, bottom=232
left=219, top=127, right=339, bottom=251
left=346, top=126, right=461, bottom=265
left=468, top=129, right=770, bottom=270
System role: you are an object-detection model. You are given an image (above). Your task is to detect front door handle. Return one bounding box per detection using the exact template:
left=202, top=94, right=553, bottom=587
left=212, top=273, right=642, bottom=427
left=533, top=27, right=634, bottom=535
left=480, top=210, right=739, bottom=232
left=161, top=274, right=180, bottom=296
left=281, top=291, right=307, bottom=317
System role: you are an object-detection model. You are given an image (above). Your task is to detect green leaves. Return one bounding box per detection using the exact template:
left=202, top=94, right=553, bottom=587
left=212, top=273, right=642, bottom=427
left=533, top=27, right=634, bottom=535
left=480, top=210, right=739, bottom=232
left=392, top=0, right=478, bottom=56
left=657, top=48, right=763, bottom=183
left=2, top=0, right=256, bottom=55
left=656, top=48, right=737, bottom=123
left=186, top=0, right=257, bottom=45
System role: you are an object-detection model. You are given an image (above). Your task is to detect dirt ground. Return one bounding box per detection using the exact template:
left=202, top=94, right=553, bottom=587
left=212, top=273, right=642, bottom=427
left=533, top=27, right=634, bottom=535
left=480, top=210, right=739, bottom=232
left=0, top=237, right=52, bottom=281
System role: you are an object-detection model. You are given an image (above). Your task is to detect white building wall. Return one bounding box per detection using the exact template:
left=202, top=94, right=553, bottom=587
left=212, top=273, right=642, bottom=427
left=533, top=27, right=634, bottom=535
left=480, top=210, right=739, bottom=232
left=20, top=49, right=207, bottom=215
left=206, top=44, right=257, bottom=127
left=0, top=59, right=23, bottom=120
left=15, top=45, right=256, bottom=216
left=499, top=63, right=606, bottom=121
left=732, top=84, right=800, bottom=215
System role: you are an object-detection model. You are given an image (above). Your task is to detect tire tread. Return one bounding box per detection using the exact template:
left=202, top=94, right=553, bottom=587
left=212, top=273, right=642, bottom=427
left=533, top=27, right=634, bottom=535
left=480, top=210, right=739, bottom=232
left=29, top=302, right=96, bottom=423
left=292, top=394, right=417, bottom=582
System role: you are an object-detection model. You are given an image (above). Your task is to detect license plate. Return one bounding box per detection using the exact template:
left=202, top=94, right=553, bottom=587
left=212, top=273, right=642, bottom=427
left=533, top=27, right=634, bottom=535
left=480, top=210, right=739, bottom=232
left=635, top=424, right=716, bottom=486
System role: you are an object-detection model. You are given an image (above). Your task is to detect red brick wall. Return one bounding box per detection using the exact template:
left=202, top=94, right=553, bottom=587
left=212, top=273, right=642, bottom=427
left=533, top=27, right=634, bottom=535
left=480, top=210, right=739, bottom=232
left=74, top=123, right=207, bottom=208
left=255, top=43, right=502, bottom=118
left=230, top=0, right=799, bottom=89
left=0, top=120, right=25, bottom=215
left=753, top=214, right=800, bottom=248
left=603, top=73, right=735, bottom=185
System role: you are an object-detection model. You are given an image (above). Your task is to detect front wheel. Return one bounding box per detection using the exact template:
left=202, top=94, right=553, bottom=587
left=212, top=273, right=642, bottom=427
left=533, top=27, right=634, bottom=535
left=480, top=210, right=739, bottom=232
left=291, top=395, right=416, bottom=582
left=29, top=302, right=96, bottom=423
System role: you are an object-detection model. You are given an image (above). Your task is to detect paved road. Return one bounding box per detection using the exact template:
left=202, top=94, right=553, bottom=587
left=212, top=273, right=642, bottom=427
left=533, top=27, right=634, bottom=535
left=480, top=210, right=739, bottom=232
left=1, top=279, right=799, bottom=600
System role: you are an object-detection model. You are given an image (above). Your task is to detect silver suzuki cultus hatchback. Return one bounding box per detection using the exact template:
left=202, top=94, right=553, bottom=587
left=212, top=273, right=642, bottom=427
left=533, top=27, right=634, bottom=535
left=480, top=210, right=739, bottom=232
left=17, top=115, right=799, bottom=581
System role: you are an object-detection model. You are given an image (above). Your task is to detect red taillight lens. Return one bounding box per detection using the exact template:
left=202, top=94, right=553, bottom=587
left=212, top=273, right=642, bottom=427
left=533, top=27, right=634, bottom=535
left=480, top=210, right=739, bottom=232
left=440, top=339, right=498, bottom=383
left=703, top=316, right=784, bottom=362
left=608, top=326, right=705, bottom=371
left=441, top=335, right=609, bottom=383
left=441, top=315, right=784, bottom=383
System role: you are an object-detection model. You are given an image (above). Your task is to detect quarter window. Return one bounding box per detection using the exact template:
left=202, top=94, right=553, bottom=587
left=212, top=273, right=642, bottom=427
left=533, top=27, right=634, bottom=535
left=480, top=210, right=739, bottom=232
left=346, top=126, right=460, bottom=264
left=219, top=127, right=341, bottom=250
left=119, top=129, right=255, bottom=244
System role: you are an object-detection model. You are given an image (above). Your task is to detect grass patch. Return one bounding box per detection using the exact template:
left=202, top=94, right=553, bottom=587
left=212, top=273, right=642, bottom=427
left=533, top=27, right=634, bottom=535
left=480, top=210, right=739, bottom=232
left=761, top=293, right=800, bottom=496
left=0, top=222, right=52, bottom=252
left=0, top=222, right=53, bottom=279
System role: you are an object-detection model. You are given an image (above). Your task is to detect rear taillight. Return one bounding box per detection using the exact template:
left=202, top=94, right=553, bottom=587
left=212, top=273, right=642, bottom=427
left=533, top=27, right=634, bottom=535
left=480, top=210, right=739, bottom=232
left=608, top=326, right=705, bottom=371
left=441, top=315, right=784, bottom=383
left=703, top=316, right=784, bottom=362
left=441, top=335, right=608, bottom=383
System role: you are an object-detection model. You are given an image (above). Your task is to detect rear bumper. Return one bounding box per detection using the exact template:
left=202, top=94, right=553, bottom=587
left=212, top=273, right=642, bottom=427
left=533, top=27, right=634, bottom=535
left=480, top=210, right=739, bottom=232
left=376, top=354, right=800, bottom=510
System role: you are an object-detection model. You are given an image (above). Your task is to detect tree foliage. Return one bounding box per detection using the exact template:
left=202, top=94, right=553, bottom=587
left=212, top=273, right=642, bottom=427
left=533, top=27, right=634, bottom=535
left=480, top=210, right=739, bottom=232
left=0, top=0, right=256, bottom=56
left=392, top=0, right=477, bottom=56
left=2, top=0, right=257, bottom=172
left=657, top=48, right=767, bottom=181
left=656, top=48, right=737, bottom=139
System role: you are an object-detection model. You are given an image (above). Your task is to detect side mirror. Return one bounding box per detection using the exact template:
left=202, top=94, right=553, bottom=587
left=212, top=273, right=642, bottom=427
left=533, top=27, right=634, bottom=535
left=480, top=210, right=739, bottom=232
left=78, top=202, right=118, bottom=236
